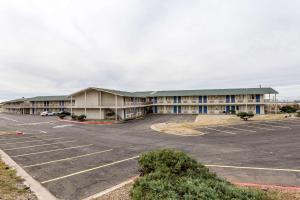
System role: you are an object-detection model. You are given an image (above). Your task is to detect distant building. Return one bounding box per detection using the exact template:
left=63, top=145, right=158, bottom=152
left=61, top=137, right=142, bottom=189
left=1, top=96, right=71, bottom=115
left=1, top=87, right=278, bottom=120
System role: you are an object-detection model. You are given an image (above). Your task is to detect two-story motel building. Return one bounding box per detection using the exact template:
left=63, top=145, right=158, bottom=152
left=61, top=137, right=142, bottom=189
left=1, top=87, right=278, bottom=120
left=69, top=87, right=278, bottom=120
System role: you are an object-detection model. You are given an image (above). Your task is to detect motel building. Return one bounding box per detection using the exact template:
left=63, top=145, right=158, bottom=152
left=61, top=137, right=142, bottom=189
left=1, top=87, right=278, bottom=120
left=68, top=87, right=278, bottom=120
left=1, top=96, right=71, bottom=115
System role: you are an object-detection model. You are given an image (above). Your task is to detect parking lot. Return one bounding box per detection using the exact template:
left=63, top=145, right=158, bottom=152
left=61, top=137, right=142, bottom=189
left=0, top=113, right=300, bottom=200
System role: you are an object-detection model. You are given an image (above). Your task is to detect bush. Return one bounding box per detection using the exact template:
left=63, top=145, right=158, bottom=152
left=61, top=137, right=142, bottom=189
left=237, top=112, right=254, bottom=121
left=77, top=114, right=86, bottom=121
left=131, top=149, right=270, bottom=200
left=58, top=113, right=67, bottom=119
left=296, top=111, right=300, bottom=117
left=280, top=106, right=297, bottom=113
left=71, top=115, right=78, bottom=120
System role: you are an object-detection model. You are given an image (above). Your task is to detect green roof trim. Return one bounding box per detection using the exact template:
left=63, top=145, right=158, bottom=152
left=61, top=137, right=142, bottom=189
left=138, top=87, right=278, bottom=97
left=2, top=96, right=69, bottom=104
left=74, top=87, right=278, bottom=97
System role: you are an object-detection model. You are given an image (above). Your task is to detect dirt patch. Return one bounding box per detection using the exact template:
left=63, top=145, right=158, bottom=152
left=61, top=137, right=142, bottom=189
left=0, top=131, right=14, bottom=136
left=94, top=182, right=133, bottom=200
left=0, top=158, right=37, bottom=200
left=151, top=123, right=202, bottom=136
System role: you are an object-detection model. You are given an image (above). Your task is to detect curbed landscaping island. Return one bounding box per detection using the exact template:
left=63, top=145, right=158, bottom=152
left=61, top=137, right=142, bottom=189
left=96, top=149, right=300, bottom=200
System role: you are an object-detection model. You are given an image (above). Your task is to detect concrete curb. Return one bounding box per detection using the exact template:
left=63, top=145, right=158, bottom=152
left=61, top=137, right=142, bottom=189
left=0, top=148, right=57, bottom=200
left=82, top=176, right=138, bottom=200
left=58, top=119, right=114, bottom=125
left=234, top=182, right=300, bottom=191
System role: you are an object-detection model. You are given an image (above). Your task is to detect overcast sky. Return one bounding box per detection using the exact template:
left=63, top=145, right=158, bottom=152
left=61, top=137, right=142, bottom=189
left=0, top=0, right=300, bottom=102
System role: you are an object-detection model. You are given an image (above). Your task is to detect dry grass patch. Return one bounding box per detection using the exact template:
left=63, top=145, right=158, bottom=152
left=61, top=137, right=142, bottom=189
left=0, top=131, right=15, bottom=136
left=0, top=158, right=37, bottom=200
left=151, top=114, right=292, bottom=136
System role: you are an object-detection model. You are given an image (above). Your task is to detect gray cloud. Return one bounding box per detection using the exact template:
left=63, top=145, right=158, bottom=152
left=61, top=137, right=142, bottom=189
left=0, top=0, right=300, bottom=102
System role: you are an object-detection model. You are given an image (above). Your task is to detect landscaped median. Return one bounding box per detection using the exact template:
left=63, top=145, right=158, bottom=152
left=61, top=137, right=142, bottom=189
left=151, top=114, right=295, bottom=136
left=94, top=149, right=300, bottom=200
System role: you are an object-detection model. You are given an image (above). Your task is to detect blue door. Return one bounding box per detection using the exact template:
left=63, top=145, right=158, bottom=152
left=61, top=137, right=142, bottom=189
left=203, top=96, right=207, bottom=103
left=154, top=97, right=157, bottom=104
left=226, top=95, right=230, bottom=103
left=199, top=96, right=202, bottom=103
left=178, top=106, right=181, bottom=114
left=203, top=106, right=208, bottom=114
left=231, top=95, right=235, bottom=103
left=173, top=106, right=177, bottom=113
left=178, top=96, right=181, bottom=103
left=199, top=106, right=202, bottom=114
left=256, top=94, right=260, bottom=102
left=256, top=105, right=261, bottom=114
left=153, top=106, right=158, bottom=113
left=173, top=96, right=177, bottom=103
left=231, top=106, right=235, bottom=111
left=226, top=106, right=230, bottom=113
left=32, top=108, right=35, bottom=114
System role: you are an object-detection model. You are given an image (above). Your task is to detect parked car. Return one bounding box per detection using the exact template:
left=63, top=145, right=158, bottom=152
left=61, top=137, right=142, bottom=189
left=40, top=111, right=55, bottom=116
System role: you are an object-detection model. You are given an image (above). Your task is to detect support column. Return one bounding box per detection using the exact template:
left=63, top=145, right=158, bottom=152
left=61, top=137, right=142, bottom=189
left=245, top=94, right=248, bottom=112
left=275, top=93, right=277, bottom=114
left=269, top=93, right=271, bottom=114
left=84, top=91, right=87, bottom=116
left=99, top=91, right=102, bottom=119
left=115, top=95, right=118, bottom=120
left=70, top=96, right=73, bottom=115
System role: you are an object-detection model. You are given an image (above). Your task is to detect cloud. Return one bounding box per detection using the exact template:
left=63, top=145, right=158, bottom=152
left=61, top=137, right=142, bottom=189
left=0, top=0, right=300, bottom=101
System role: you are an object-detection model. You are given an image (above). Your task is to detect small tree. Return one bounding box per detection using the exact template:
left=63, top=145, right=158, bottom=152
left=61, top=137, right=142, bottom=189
left=237, top=112, right=254, bottom=121
left=77, top=114, right=86, bottom=121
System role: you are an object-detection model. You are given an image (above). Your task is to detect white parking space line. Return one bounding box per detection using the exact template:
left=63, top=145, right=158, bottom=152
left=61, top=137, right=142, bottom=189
left=11, top=144, right=94, bottom=158
left=24, top=149, right=113, bottom=168
left=0, top=137, right=64, bottom=146
left=0, top=116, right=20, bottom=122
left=254, top=122, right=292, bottom=129
left=203, top=127, right=236, bottom=135
left=218, top=125, right=256, bottom=133
left=0, top=136, right=41, bottom=141
left=242, top=125, right=275, bottom=131
left=3, top=140, right=77, bottom=151
left=17, top=121, right=55, bottom=126
left=41, top=155, right=139, bottom=184
left=53, top=124, right=74, bottom=129
left=206, top=164, right=300, bottom=173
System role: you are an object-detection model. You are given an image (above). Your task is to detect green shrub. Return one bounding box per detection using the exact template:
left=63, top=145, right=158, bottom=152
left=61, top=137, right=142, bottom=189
left=77, top=114, right=86, bottom=121
left=71, top=115, right=78, bottom=120
left=58, top=113, right=67, bottom=119
left=131, top=149, right=270, bottom=200
left=237, top=112, right=254, bottom=121
left=280, top=106, right=297, bottom=113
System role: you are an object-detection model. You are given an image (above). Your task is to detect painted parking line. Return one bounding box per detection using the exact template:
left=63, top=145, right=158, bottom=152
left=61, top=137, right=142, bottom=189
left=218, top=125, right=256, bottom=133
left=202, top=127, right=236, bottom=135
left=24, top=149, right=113, bottom=168
left=242, top=125, right=275, bottom=131
left=206, top=164, right=300, bottom=173
left=0, top=116, right=20, bottom=122
left=254, top=122, right=292, bottom=129
left=41, top=155, right=139, bottom=184
left=11, top=144, right=94, bottom=158
left=17, top=121, right=55, bottom=126
left=0, top=137, right=64, bottom=146
left=3, top=140, right=77, bottom=151
left=0, top=135, right=43, bottom=142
